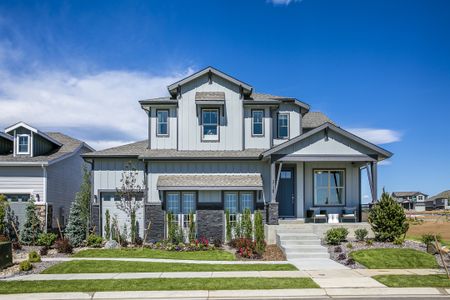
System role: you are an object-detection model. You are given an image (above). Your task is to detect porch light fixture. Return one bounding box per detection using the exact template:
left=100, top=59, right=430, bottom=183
left=35, top=194, right=40, bottom=202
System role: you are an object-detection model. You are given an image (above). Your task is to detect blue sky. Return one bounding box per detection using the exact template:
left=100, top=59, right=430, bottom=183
left=0, top=0, right=449, bottom=197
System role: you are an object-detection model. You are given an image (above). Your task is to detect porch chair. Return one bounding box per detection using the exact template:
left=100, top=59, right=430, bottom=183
left=341, top=207, right=357, bottom=223
left=311, top=208, right=327, bottom=223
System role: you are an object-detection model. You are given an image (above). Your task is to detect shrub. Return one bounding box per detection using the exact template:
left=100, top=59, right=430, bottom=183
left=28, top=251, right=41, bottom=263
left=366, top=239, right=374, bottom=246
left=325, top=228, right=349, bottom=245
left=130, top=209, right=137, bottom=244
left=21, top=198, right=42, bottom=245
left=213, top=238, right=222, bottom=248
left=19, top=260, right=32, bottom=271
left=65, top=200, right=86, bottom=247
left=0, top=195, right=7, bottom=237
left=167, top=212, right=183, bottom=244
left=39, top=246, right=48, bottom=256
left=233, top=218, right=242, bottom=239
left=242, top=209, right=252, bottom=239
left=87, top=234, right=103, bottom=247
left=421, top=233, right=442, bottom=245
left=37, top=233, right=57, bottom=248
left=393, top=236, right=405, bottom=245
left=188, top=212, right=196, bottom=242
left=355, top=228, right=368, bottom=241
left=104, top=209, right=111, bottom=240
left=5, top=205, right=20, bottom=241
left=254, top=210, right=265, bottom=255
left=54, top=238, right=73, bottom=254
left=233, top=238, right=259, bottom=259
left=346, top=242, right=353, bottom=249
left=368, top=191, right=409, bottom=242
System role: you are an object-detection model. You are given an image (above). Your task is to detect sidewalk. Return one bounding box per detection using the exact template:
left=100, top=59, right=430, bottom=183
left=0, top=287, right=448, bottom=299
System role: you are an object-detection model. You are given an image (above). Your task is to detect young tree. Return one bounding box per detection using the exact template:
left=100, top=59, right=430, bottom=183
left=368, top=191, right=409, bottom=242
left=21, top=197, right=42, bottom=245
left=5, top=204, right=19, bottom=241
left=78, top=166, right=91, bottom=239
left=116, top=162, right=144, bottom=244
left=104, top=209, right=111, bottom=240
left=65, top=199, right=86, bottom=247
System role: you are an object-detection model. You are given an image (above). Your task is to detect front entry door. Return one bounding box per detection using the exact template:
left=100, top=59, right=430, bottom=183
left=277, top=167, right=295, bottom=217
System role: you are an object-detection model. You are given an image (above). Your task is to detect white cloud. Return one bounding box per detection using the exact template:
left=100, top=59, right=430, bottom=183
left=347, top=128, right=402, bottom=145
left=0, top=63, right=191, bottom=150
left=267, top=0, right=303, bottom=5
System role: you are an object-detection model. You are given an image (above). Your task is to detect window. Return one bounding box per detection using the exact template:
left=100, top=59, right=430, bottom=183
left=240, top=192, right=254, bottom=213
left=17, top=134, right=30, bottom=154
left=277, top=113, right=289, bottom=139
left=314, top=170, right=345, bottom=206
left=156, top=110, right=169, bottom=136
left=202, top=109, right=219, bottom=141
left=182, top=192, right=196, bottom=214
left=166, top=192, right=180, bottom=214
left=252, top=110, right=264, bottom=136
left=224, top=192, right=238, bottom=214
left=5, top=194, right=30, bottom=202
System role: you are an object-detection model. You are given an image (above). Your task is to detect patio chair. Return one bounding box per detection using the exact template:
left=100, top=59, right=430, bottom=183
left=341, top=207, right=357, bottom=223
left=310, top=208, right=327, bottom=223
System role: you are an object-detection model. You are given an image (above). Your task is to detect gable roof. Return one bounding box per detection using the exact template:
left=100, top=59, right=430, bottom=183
left=5, top=121, right=63, bottom=147
left=425, top=190, right=450, bottom=202
left=392, top=191, right=428, bottom=198
left=0, top=132, right=93, bottom=166
left=262, top=122, right=393, bottom=160
left=246, top=92, right=310, bottom=111
left=168, top=66, right=253, bottom=98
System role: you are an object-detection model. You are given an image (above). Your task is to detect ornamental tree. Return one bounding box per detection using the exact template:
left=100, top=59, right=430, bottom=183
left=65, top=199, right=86, bottom=247
left=368, top=191, right=409, bottom=242
left=21, top=198, right=42, bottom=245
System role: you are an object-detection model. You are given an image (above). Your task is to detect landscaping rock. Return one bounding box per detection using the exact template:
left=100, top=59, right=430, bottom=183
left=104, top=240, right=120, bottom=249
left=427, top=243, right=438, bottom=255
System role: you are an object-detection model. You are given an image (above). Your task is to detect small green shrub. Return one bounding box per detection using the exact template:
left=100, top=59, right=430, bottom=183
left=254, top=210, right=266, bottom=255
left=368, top=191, right=409, bottom=242
left=28, top=251, right=41, bottom=263
left=188, top=212, right=196, bottom=242
left=366, top=239, right=374, bottom=246
left=346, top=242, right=353, bottom=249
left=87, top=234, right=103, bottom=248
left=355, top=228, right=368, bottom=241
left=421, top=233, right=442, bottom=245
left=54, top=238, right=73, bottom=254
left=242, top=208, right=252, bottom=239
left=393, top=236, right=405, bottom=245
left=104, top=209, right=111, bottom=240
left=19, top=260, right=32, bottom=271
left=37, top=233, right=57, bottom=247
left=325, top=228, right=349, bottom=245
left=225, top=210, right=232, bottom=242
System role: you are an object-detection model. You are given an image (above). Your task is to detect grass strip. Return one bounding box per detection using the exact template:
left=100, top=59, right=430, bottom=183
left=373, top=274, right=450, bottom=287
left=73, top=248, right=236, bottom=261
left=42, top=260, right=297, bottom=274
left=0, top=278, right=319, bottom=294
left=350, top=248, right=439, bottom=269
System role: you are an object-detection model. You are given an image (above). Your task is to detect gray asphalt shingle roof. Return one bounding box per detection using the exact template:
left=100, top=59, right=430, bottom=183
left=0, top=132, right=90, bottom=165
left=392, top=191, right=426, bottom=198
left=157, top=174, right=263, bottom=190
left=425, top=190, right=450, bottom=202
left=302, top=112, right=334, bottom=128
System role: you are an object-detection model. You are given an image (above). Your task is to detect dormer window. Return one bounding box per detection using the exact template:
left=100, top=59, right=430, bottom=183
left=156, top=110, right=169, bottom=136
left=202, top=108, right=219, bottom=141
left=17, top=134, right=30, bottom=154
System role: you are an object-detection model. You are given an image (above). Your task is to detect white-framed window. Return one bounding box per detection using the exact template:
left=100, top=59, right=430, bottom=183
left=240, top=192, right=254, bottom=213
left=166, top=192, right=180, bottom=214
left=224, top=192, right=238, bottom=214
left=277, top=113, right=289, bottom=139
left=17, top=134, right=30, bottom=154
left=182, top=192, right=196, bottom=214
left=251, top=110, right=264, bottom=136
left=202, top=108, right=219, bottom=141
left=156, top=110, right=169, bottom=136
left=314, top=170, right=345, bottom=206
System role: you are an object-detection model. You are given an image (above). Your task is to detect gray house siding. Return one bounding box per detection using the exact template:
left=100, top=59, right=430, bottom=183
left=33, top=134, right=55, bottom=157
left=46, top=147, right=89, bottom=227
left=272, top=103, right=302, bottom=145
left=244, top=106, right=271, bottom=149
left=0, top=138, right=12, bottom=155
left=149, top=106, right=178, bottom=149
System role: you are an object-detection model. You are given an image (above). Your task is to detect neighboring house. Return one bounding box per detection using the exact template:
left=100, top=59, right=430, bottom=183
left=392, top=191, right=428, bottom=212
left=0, top=122, right=93, bottom=230
left=425, top=190, right=450, bottom=211
left=83, top=66, right=392, bottom=242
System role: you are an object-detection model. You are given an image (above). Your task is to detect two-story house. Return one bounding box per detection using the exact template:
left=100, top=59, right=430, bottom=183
left=84, top=67, right=392, bottom=243
left=0, top=122, right=93, bottom=230
left=392, top=191, right=428, bottom=211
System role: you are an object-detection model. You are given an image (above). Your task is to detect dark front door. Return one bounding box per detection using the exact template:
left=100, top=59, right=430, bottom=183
left=277, top=167, right=295, bottom=217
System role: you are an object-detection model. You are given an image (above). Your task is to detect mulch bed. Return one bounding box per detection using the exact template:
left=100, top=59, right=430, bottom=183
left=326, top=239, right=450, bottom=269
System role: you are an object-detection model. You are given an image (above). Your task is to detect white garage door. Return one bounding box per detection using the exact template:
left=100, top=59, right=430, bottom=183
left=100, top=192, right=144, bottom=240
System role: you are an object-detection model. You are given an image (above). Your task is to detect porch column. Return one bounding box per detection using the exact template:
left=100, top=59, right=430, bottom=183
left=371, top=161, right=378, bottom=202
left=267, top=160, right=279, bottom=225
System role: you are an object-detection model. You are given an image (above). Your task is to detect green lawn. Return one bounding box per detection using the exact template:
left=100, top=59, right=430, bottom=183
left=0, top=278, right=319, bottom=294
left=42, top=260, right=297, bottom=274
left=73, top=248, right=235, bottom=261
left=374, top=275, right=450, bottom=287
left=349, top=248, right=439, bottom=269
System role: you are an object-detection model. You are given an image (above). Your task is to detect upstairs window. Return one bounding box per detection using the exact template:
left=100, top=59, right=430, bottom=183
left=202, top=108, right=219, bottom=141
left=17, top=134, right=30, bottom=154
left=252, top=110, right=264, bottom=136
left=278, top=113, right=289, bottom=139
left=157, top=110, right=169, bottom=136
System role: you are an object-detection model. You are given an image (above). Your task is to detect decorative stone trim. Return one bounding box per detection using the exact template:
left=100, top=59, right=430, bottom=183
left=144, top=203, right=165, bottom=242
left=266, top=202, right=279, bottom=225
left=196, top=210, right=224, bottom=242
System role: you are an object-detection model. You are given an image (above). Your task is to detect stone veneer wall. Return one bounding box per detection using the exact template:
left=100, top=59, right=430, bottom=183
left=144, top=203, right=165, bottom=242
left=196, top=210, right=224, bottom=242
left=266, top=202, right=279, bottom=225
left=91, top=204, right=100, bottom=235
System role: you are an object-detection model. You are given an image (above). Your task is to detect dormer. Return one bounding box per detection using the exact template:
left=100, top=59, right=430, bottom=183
left=5, top=122, right=63, bottom=157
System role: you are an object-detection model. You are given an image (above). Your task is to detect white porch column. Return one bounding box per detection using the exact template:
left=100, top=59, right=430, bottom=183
left=371, top=161, right=378, bottom=202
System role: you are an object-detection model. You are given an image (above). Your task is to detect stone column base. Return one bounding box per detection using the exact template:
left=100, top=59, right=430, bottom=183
left=266, top=202, right=279, bottom=225
left=144, top=203, right=165, bottom=242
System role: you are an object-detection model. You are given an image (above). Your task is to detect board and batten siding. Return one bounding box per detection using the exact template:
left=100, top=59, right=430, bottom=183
left=272, top=103, right=302, bottom=146
left=147, top=161, right=270, bottom=204
left=46, top=147, right=89, bottom=227
left=92, top=158, right=145, bottom=193
left=149, top=106, right=178, bottom=149
left=243, top=106, right=271, bottom=149
left=177, top=73, right=243, bottom=151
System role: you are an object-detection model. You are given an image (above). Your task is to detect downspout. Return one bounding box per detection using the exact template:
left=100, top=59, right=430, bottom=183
left=41, top=163, right=48, bottom=231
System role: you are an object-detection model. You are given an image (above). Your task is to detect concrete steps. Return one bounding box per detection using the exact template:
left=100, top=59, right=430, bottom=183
left=276, top=225, right=329, bottom=260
